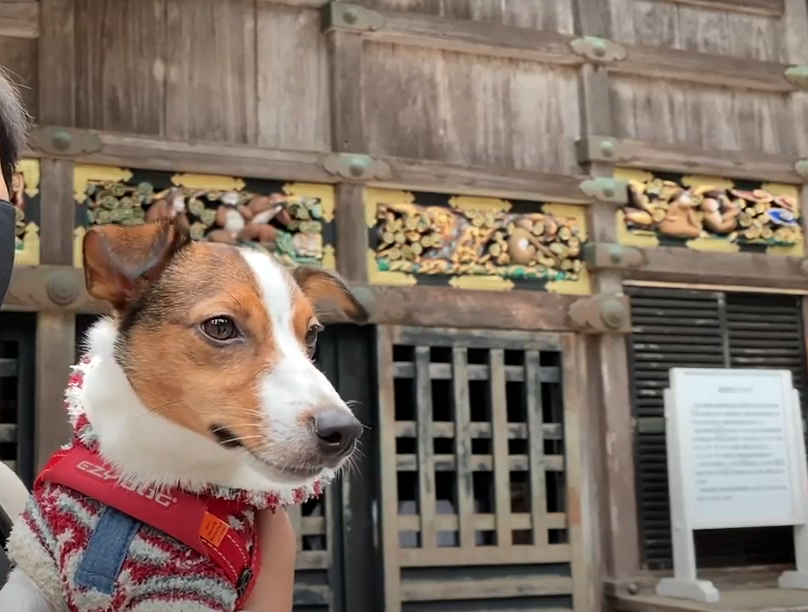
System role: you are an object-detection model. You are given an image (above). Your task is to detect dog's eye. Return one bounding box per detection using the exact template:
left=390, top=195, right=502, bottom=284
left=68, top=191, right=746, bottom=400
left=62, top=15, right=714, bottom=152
left=201, top=316, right=240, bottom=343
left=305, top=324, right=323, bottom=354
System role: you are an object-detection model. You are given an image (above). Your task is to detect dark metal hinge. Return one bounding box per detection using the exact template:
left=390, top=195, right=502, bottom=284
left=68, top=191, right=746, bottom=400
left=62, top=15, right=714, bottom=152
left=323, top=153, right=391, bottom=181
left=28, top=126, right=101, bottom=157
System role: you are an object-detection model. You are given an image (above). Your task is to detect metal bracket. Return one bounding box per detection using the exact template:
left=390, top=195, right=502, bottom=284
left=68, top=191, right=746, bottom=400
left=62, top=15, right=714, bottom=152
left=576, top=137, right=630, bottom=165
left=324, top=153, right=391, bottom=181
left=567, top=292, right=631, bottom=334
left=579, top=177, right=628, bottom=204
left=795, top=158, right=808, bottom=181
left=583, top=243, right=646, bottom=270
left=570, top=36, right=627, bottom=64
left=785, top=65, right=808, bottom=90
left=45, top=269, right=81, bottom=307
left=322, top=2, right=386, bottom=33
left=28, top=127, right=101, bottom=157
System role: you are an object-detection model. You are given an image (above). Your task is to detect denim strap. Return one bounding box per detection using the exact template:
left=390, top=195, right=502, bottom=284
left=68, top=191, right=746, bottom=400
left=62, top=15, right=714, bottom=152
left=74, top=507, right=141, bottom=594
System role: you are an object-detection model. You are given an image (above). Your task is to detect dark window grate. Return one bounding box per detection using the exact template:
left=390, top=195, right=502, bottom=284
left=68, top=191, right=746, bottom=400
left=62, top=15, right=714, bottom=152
left=627, top=287, right=805, bottom=570
left=0, top=314, right=36, bottom=489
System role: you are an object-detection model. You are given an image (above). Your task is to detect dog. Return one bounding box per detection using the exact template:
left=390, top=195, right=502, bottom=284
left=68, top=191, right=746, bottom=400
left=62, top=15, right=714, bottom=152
left=0, top=218, right=367, bottom=611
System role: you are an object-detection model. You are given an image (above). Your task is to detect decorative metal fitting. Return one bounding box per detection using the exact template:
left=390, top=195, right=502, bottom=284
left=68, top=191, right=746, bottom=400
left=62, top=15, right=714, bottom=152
left=28, top=126, right=101, bottom=157
left=322, top=2, right=386, bottom=32
left=324, top=153, right=391, bottom=181
left=567, top=292, right=631, bottom=334
left=794, top=158, right=808, bottom=180
left=627, top=583, right=640, bottom=596
left=576, top=136, right=629, bottom=165
left=583, top=243, right=646, bottom=270
left=570, top=36, right=627, bottom=64
left=45, top=270, right=80, bottom=307
left=579, top=177, right=629, bottom=204
left=785, top=65, right=808, bottom=90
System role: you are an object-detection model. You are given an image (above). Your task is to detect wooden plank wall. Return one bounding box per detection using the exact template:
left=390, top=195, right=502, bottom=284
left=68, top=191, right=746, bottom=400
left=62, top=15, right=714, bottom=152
left=3, top=0, right=808, bottom=609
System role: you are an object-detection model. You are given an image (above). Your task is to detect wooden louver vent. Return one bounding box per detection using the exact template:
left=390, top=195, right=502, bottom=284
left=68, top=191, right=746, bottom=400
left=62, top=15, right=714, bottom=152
left=626, top=286, right=806, bottom=570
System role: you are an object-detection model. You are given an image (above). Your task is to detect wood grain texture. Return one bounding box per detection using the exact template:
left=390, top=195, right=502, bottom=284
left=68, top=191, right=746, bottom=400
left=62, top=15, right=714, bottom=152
left=39, top=0, right=74, bottom=125
left=0, top=2, right=38, bottom=38
left=3, top=265, right=585, bottom=330
left=24, top=126, right=593, bottom=202
left=256, top=4, right=330, bottom=151
left=610, top=76, right=796, bottom=154
left=613, top=45, right=792, bottom=93
left=574, top=0, right=640, bottom=591
left=648, top=0, right=784, bottom=17
left=74, top=0, right=165, bottom=134
left=38, top=159, right=74, bottom=265
left=362, top=42, right=581, bottom=173
left=164, top=0, right=256, bottom=143
left=578, top=137, right=803, bottom=183
left=0, top=36, right=38, bottom=118
left=365, top=10, right=580, bottom=63
left=34, top=312, right=74, bottom=472
left=610, top=248, right=808, bottom=290
left=610, top=0, right=787, bottom=61
left=352, top=0, right=576, bottom=33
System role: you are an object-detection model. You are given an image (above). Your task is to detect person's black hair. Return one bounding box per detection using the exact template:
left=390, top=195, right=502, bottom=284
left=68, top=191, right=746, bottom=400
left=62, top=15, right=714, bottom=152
left=0, top=69, right=28, bottom=194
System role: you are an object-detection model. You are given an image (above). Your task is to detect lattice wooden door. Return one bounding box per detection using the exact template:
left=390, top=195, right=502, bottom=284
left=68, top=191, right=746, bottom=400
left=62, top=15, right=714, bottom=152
left=376, top=326, right=588, bottom=612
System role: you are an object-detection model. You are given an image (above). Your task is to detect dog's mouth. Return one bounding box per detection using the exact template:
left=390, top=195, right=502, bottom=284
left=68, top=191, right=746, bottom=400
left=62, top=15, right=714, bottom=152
left=209, top=423, right=333, bottom=484
left=209, top=424, right=244, bottom=449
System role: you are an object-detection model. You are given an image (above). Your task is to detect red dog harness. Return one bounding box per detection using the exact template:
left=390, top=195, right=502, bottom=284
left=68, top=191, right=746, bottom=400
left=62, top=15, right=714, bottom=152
left=37, top=445, right=261, bottom=608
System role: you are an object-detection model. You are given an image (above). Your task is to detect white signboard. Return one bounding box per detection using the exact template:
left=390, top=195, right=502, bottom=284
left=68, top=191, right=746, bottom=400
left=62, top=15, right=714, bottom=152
left=656, top=368, right=808, bottom=603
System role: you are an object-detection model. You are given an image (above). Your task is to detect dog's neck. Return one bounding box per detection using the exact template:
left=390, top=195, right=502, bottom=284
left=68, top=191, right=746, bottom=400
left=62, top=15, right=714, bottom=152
left=65, top=318, right=327, bottom=509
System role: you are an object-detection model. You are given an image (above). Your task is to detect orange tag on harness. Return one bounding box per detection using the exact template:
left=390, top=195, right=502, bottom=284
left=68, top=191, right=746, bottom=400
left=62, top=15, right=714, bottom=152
left=199, top=512, right=230, bottom=547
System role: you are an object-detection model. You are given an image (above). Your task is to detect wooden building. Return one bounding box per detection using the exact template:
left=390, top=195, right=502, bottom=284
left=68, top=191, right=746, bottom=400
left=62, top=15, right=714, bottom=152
left=2, top=0, right=808, bottom=610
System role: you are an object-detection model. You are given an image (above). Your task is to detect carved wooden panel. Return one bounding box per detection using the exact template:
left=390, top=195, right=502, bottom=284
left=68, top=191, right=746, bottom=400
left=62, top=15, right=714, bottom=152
left=366, top=188, right=590, bottom=294
left=377, top=326, right=586, bottom=612
left=616, top=168, right=802, bottom=256
left=71, top=164, right=336, bottom=269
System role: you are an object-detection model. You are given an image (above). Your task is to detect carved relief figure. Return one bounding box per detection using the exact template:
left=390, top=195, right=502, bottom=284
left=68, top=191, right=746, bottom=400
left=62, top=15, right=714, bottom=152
left=374, top=201, right=585, bottom=283
left=623, top=176, right=801, bottom=247
left=81, top=176, right=328, bottom=266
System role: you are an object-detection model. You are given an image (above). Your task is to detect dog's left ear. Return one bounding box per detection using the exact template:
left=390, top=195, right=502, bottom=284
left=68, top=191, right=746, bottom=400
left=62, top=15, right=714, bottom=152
left=292, top=266, right=369, bottom=324
left=83, top=219, right=191, bottom=311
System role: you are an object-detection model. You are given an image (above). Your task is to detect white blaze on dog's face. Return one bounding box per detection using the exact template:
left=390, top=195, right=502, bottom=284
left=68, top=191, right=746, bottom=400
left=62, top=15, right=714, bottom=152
left=81, top=219, right=367, bottom=488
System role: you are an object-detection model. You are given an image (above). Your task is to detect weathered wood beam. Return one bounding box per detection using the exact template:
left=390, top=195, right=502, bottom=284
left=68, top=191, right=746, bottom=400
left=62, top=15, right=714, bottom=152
left=585, top=243, right=808, bottom=291
left=323, top=2, right=795, bottom=93
left=0, top=2, right=39, bottom=39
left=578, top=136, right=805, bottom=185
left=325, top=14, right=369, bottom=285
left=654, top=0, right=784, bottom=17
left=33, top=0, right=76, bottom=473
left=573, top=0, right=639, bottom=596
left=256, top=0, right=327, bottom=6
left=3, top=265, right=588, bottom=331
left=24, top=125, right=594, bottom=203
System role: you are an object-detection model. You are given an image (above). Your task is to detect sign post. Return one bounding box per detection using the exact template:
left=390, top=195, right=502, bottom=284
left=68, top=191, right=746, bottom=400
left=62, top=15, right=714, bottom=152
left=656, top=368, right=808, bottom=603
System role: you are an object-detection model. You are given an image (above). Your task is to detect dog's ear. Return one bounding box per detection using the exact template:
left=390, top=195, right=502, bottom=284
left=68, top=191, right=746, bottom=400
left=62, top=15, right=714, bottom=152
left=83, top=219, right=191, bottom=310
left=291, top=266, right=369, bottom=324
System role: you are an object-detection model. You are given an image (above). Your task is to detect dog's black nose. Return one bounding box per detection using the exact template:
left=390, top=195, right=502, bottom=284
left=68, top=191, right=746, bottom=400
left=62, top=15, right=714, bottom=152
left=313, top=410, right=362, bottom=459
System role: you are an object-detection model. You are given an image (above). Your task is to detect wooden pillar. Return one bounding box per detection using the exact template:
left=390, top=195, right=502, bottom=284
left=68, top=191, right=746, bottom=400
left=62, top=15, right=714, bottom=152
left=783, top=0, right=808, bottom=405
left=572, top=0, right=641, bottom=596
left=326, top=15, right=369, bottom=284
left=323, top=6, right=377, bottom=612
left=33, top=0, right=76, bottom=472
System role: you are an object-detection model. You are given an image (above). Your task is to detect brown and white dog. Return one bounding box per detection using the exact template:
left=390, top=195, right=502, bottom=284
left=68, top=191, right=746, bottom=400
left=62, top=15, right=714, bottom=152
left=0, top=219, right=366, bottom=611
